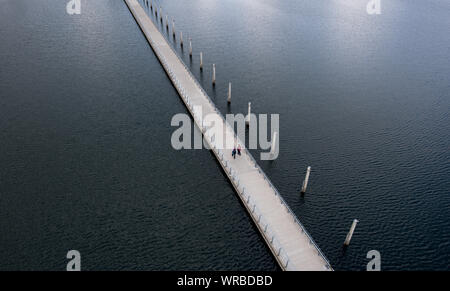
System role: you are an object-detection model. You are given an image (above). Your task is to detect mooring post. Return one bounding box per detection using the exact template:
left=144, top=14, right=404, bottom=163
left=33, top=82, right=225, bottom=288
left=160, top=7, right=163, bottom=22
left=301, top=166, right=311, bottom=194
left=246, top=102, right=251, bottom=125
left=189, top=38, right=192, bottom=57
left=227, top=82, right=231, bottom=103
left=200, top=52, right=203, bottom=71
left=150, top=0, right=152, bottom=10
left=212, top=64, right=216, bottom=86
left=344, top=219, right=359, bottom=246
left=165, top=15, right=168, bottom=29
left=270, top=131, right=278, bottom=156
left=180, top=31, right=183, bottom=47
left=172, top=19, right=175, bottom=37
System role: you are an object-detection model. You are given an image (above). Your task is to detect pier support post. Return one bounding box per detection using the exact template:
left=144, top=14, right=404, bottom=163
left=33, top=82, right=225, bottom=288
left=301, top=166, right=311, bottom=194
left=200, top=52, right=203, bottom=71
left=227, top=82, right=231, bottom=103
left=150, top=0, right=152, bottom=10
left=270, top=132, right=278, bottom=156
left=180, top=31, right=183, bottom=47
left=189, top=38, right=192, bottom=57
left=172, top=19, right=175, bottom=37
left=212, top=64, right=216, bottom=86
left=160, top=7, right=163, bottom=22
left=246, top=102, right=251, bottom=125
left=344, top=219, right=359, bottom=246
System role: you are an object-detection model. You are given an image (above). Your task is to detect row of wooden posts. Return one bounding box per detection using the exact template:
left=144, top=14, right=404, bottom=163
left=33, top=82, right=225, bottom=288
left=143, top=0, right=357, bottom=247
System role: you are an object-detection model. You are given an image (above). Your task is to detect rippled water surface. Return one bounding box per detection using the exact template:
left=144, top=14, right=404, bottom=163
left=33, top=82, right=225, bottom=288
left=0, top=0, right=449, bottom=270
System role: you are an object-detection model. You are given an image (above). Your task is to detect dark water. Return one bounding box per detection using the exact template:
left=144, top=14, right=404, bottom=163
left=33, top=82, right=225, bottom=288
left=0, top=0, right=449, bottom=270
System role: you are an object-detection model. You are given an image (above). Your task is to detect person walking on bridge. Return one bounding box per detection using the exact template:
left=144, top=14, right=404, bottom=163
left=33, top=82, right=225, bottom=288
left=232, top=148, right=237, bottom=159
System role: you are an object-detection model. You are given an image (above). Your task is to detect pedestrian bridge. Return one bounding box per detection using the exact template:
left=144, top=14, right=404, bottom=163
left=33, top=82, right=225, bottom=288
left=125, top=0, right=332, bottom=271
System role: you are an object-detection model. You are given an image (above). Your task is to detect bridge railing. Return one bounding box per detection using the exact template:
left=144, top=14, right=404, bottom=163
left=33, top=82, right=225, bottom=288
left=211, top=148, right=293, bottom=270
left=238, top=183, right=295, bottom=270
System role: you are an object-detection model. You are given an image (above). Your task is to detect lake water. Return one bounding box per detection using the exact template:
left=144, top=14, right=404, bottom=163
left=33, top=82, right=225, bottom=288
left=0, top=0, right=449, bottom=270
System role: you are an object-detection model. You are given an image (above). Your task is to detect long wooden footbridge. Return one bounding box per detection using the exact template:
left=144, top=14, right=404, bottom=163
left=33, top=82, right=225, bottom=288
left=125, top=0, right=332, bottom=271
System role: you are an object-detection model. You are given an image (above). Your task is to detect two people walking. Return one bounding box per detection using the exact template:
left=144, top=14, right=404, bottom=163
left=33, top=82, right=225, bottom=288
left=232, top=144, right=241, bottom=159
